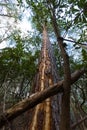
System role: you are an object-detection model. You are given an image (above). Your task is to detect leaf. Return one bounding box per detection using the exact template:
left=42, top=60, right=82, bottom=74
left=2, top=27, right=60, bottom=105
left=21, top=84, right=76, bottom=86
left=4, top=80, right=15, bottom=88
left=72, top=8, right=80, bottom=13
left=74, top=13, right=80, bottom=24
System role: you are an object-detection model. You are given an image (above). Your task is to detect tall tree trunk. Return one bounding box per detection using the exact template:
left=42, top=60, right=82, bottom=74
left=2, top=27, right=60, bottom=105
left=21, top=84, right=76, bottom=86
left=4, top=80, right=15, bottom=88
left=47, top=4, right=72, bottom=129
left=27, top=25, right=61, bottom=130
left=50, top=12, right=71, bottom=130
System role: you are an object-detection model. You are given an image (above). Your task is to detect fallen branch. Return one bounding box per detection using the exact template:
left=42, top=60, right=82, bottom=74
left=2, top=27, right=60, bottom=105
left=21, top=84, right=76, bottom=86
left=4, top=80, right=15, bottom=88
left=71, top=115, right=87, bottom=129
left=0, top=68, right=86, bottom=128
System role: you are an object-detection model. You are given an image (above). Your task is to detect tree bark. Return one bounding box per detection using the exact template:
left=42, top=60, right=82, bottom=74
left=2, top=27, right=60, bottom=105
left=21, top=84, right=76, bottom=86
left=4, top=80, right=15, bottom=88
left=28, top=25, right=62, bottom=130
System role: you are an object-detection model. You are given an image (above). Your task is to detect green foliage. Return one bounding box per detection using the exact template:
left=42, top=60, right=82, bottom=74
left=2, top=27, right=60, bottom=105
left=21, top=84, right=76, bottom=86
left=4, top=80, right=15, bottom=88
left=17, top=0, right=23, bottom=4
left=82, top=49, right=87, bottom=67
left=0, top=35, right=39, bottom=79
left=0, top=32, right=40, bottom=105
left=26, top=0, right=51, bottom=31
left=68, top=0, right=87, bottom=24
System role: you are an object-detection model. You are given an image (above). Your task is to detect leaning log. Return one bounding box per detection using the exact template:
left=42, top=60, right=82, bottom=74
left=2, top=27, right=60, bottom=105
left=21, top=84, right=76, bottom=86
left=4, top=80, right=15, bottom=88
left=0, top=68, right=85, bottom=128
